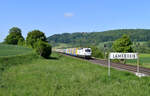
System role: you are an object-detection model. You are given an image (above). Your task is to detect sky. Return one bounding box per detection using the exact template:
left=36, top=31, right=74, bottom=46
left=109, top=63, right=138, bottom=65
left=1, top=0, right=150, bottom=42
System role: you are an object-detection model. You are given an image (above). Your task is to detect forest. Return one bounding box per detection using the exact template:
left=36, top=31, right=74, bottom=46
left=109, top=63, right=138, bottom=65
left=47, top=29, right=150, bottom=47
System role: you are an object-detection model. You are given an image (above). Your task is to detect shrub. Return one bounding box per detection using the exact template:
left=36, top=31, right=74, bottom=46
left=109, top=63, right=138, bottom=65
left=18, top=38, right=25, bottom=46
left=35, top=41, right=52, bottom=58
left=90, top=46, right=104, bottom=59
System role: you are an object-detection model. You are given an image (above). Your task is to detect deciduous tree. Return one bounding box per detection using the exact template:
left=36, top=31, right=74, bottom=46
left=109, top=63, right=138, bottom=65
left=4, top=27, right=24, bottom=45
left=26, top=30, right=46, bottom=48
left=112, top=34, right=133, bottom=52
left=112, top=34, right=133, bottom=63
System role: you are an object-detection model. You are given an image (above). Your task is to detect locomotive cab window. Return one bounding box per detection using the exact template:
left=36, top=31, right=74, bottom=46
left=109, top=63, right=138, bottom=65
left=85, top=49, right=91, bottom=52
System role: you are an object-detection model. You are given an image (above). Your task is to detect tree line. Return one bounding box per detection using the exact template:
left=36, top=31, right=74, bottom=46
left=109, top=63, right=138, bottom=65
left=3, top=27, right=51, bottom=58
left=47, top=29, right=150, bottom=47
left=47, top=29, right=150, bottom=54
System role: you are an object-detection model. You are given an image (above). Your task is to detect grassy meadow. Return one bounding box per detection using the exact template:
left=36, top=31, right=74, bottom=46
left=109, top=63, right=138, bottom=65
left=127, top=54, right=150, bottom=68
left=0, top=44, right=32, bottom=57
left=1, top=50, right=150, bottom=96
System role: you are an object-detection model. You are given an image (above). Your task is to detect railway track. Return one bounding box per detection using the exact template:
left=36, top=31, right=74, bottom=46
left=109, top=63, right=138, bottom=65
left=61, top=53, right=150, bottom=76
left=88, top=58, right=150, bottom=76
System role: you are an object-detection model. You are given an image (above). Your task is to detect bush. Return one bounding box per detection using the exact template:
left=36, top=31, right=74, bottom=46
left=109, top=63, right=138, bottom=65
left=90, top=46, right=104, bottom=59
left=35, top=41, right=52, bottom=58
left=18, top=38, right=25, bottom=46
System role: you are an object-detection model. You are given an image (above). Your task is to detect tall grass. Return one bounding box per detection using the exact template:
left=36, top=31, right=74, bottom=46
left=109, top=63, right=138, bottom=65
left=0, top=44, right=38, bottom=90
left=0, top=53, right=150, bottom=96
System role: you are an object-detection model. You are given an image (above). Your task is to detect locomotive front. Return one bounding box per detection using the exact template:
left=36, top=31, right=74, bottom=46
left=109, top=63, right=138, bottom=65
left=83, top=48, right=92, bottom=58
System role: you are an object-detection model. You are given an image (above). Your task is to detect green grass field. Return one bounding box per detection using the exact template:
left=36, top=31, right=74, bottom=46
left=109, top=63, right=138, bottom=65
left=1, top=51, right=150, bottom=96
left=0, top=44, right=32, bottom=57
left=127, top=54, right=150, bottom=68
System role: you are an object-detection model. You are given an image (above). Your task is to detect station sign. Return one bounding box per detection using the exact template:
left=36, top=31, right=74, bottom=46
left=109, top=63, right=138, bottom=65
left=109, top=53, right=138, bottom=59
left=108, top=52, right=141, bottom=77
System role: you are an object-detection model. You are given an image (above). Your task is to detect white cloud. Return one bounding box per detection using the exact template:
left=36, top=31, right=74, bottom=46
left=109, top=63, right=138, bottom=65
left=64, top=12, right=74, bottom=17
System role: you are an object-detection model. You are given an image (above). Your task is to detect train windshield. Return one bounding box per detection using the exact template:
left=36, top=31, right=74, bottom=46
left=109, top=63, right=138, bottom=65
left=85, top=49, right=91, bottom=52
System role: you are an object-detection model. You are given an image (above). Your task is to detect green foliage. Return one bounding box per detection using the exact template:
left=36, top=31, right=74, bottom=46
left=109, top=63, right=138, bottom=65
left=131, top=42, right=150, bottom=53
left=112, top=34, right=133, bottom=52
left=146, top=41, right=150, bottom=47
left=48, top=29, right=150, bottom=54
left=26, top=30, right=51, bottom=58
left=35, top=40, right=52, bottom=58
left=90, top=46, right=104, bottom=58
left=4, top=27, right=24, bottom=45
left=17, top=38, right=25, bottom=46
left=9, top=27, right=22, bottom=33
left=47, top=29, right=150, bottom=47
left=26, top=30, right=46, bottom=48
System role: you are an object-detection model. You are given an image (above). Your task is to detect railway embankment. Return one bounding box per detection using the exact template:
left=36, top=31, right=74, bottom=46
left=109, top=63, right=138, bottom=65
left=60, top=53, right=150, bottom=76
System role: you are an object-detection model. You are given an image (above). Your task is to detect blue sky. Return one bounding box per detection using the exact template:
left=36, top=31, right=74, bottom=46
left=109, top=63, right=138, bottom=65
left=1, top=0, right=150, bottom=42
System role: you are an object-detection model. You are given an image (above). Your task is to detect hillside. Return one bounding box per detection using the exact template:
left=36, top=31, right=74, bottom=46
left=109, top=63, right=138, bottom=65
left=47, top=29, right=150, bottom=47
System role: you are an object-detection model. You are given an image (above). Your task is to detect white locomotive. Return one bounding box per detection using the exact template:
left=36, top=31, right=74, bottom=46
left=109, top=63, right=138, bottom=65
left=56, top=48, right=92, bottom=58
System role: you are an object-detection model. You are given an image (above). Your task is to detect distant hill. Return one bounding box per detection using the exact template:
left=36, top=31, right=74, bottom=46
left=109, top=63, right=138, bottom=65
left=47, top=29, right=150, bottom=47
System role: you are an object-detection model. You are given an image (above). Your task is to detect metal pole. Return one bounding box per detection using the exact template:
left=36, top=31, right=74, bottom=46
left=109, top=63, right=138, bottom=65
left=108, top=58, right=110, bottom=77
left=104, top=49, right=105, bottom=59
left=137, top=53, right=140, bottom=73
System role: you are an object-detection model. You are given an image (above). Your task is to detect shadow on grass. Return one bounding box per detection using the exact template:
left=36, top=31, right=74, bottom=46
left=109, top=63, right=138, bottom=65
left=48, top=57, right=59, bottom=60
left=46, top=55, right=63, bottom=60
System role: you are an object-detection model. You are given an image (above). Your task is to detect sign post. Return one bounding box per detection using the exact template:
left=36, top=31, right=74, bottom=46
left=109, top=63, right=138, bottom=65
left=108, top=53, right=139, bottom=77
left=108, top=57, right=110, bottom=77
left=137, top=53, right=139, bottom=73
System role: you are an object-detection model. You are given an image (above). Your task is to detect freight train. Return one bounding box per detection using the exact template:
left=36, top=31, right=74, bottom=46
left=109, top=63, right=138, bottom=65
left=56, top=48, right=92, bottom=58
